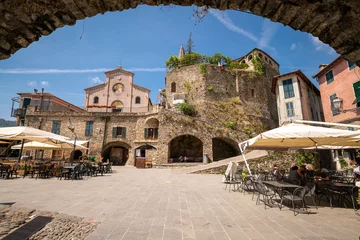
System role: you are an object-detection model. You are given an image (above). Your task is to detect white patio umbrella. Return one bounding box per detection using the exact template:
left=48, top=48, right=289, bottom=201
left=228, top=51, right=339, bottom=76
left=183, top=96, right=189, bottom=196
left=238, top=123, right=360, bottom=175
left=11, top=141, right=87, bottom=150
left=0, top=126, right=71, bottom=160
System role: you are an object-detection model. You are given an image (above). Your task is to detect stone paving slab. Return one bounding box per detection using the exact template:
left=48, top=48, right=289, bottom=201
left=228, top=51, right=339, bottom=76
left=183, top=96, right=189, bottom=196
left=0, top=166, right=359, bottom=240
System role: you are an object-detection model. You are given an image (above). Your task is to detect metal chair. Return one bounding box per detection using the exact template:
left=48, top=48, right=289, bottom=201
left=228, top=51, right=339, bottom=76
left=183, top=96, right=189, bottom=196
left=280, top=187, right=308, bottom=216
left=304, top=183, right=317, bottom=209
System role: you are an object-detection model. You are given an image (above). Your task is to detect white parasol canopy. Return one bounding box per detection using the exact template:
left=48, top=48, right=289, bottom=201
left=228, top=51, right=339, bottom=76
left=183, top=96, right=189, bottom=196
left=0, top=126, right=70, bottom=142
left=11, top=141, right=87, bottom=150
left=239, top=123, right=360, bottom=150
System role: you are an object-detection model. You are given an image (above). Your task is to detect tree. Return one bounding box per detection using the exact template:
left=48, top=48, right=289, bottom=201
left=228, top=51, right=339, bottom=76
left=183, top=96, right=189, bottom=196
left=186, top=32, right=195, bottom=54
left=165, top=56, right=179, bottom=70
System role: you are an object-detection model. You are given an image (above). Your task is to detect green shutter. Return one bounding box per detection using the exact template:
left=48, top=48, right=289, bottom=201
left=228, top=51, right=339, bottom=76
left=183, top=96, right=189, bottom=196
left=154, top=128, right=158, bottom=138
left=326, top=71, right=334, bottom=84
left=112, top=127, right=117, bottom=138
left=144, top=128, right=148, bottom=139
left=122, top=127, right=126, bottom=138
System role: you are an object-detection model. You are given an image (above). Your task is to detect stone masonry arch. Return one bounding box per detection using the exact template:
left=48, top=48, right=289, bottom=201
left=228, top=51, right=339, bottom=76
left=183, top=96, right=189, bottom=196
left=0, top=1, right=359, bottom=65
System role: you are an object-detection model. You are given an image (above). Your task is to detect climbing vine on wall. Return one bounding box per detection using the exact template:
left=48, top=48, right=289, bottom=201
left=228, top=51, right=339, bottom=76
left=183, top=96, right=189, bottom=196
left=251, top=53, right=265, bottom=76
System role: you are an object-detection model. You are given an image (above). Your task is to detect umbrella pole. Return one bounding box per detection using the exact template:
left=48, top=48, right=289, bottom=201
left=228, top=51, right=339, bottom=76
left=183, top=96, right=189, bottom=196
left=71, top=137, right=77, bottom=166
left=239, top=144, right=252, bottom=176
left=41, top=150, right=44, bottom=161
left=18, top=140, right=25, bottom=162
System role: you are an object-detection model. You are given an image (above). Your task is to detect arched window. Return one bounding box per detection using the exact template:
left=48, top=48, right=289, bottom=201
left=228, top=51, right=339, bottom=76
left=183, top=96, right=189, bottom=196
left=171, top=82, right=176, bottom=93
left=258, top=53, right=263, bottom=59
left=241, top=60, right=246, bottom=64
left=111, top=100, right=123, bottom=112
left=248, top=54, right=253, bottom=61
left=135, top=97, right=141, bottom=104
left=265, top=56, right=268, bottom=62
left=113, top=83, right=124, bottom=93
left=93, top=96, right=99, bottom=104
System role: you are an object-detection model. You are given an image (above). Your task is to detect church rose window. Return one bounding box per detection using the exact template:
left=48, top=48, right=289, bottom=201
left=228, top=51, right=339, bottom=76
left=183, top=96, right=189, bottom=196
left=113, top=83, right=124, bottom=93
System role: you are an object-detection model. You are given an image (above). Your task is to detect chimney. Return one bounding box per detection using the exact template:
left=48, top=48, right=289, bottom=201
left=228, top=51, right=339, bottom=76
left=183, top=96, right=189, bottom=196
left=41, top=88, right=44, bottom=94
left=34, top=89, right=38, bottom=94
left=319, top=64, right=328, bottom=71
left=118, top=65, right=122, bottom=69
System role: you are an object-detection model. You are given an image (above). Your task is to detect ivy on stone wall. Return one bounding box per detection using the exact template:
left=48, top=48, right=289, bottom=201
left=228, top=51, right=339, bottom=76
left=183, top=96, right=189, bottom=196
left=251, top=53, right=265, bottom=76
left=228, top=62, right=249, bottom=70
left=177, top=103, right=196, bottom=116
left=199, top=64, right=207, bottom=75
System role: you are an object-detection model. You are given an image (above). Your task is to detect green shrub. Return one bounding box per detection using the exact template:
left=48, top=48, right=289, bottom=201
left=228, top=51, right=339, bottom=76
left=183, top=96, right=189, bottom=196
left=179, top=52, right=206, bottom=67
left=296, top=151, right=315, bottom=166
left=207, top=52, right=232, bottom=65
left=207, top=84, right=213, bottom=91
left=339, top=156, right=348, bottom=169
left=228, top=62, right=249, bottom=70
left=184, top=81, right=192, bottom=93
left=199, top=64, right=207, bottom=75
left=228, top=97, right=241, bottom=105
left=178, top=103, right=196, bottom=116
left=165, top=56, right=179, bottom=70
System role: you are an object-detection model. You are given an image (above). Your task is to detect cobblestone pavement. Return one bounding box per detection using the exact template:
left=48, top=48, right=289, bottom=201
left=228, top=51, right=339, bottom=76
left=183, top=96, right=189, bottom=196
left=0, top=167, right=359, bottom=240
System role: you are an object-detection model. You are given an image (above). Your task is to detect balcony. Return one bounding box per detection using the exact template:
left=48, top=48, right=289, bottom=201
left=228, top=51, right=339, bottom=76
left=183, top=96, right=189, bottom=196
left=11, top=108, right=26, bottom=117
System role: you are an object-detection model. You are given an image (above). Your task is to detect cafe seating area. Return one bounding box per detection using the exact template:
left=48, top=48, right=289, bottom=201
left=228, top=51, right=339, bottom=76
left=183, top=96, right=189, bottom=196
left=0, top=160, right=113, bottom=180
left=223, top=163, right=359, bottom=216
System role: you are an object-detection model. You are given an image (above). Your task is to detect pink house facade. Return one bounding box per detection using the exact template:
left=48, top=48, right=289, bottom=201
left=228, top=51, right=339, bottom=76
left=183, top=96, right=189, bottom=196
left=313, top=56, right=359, bottom=123
left=84, top=66, right=152, bottom=113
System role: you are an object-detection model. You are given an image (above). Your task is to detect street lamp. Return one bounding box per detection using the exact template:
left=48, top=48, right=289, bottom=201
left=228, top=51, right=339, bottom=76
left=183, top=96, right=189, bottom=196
left=332, top=97, right=358, bottom=113
left=67, top=118, right=77, bottom=165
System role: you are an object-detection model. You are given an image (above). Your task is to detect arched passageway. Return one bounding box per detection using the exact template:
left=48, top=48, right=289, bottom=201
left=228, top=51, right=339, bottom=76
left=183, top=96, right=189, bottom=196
left=72, top=150, right=83, bottom=160
left=134, top=144, right=156, bottom=166
left=212, top=137, right=240, bottom=161
left=0, top=1, right=360, bottom=65
left=102, top=141, right=131, bottom=166
left=169, top=135, right=203, bottom=163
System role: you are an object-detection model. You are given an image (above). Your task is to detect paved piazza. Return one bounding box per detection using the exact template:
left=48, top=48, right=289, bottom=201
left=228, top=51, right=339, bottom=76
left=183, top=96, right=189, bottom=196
left=0, top=166, right=359, bottom=240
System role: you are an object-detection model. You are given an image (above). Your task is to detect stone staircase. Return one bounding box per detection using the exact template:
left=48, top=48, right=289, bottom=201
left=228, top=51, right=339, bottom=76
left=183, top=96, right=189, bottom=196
left=182, top=150, right=268, bottom=174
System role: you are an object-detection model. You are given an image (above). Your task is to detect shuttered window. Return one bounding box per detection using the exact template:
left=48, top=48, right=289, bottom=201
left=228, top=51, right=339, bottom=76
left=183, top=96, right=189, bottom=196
left=85, top=121, right=94, bottom=136
left=348, top=61, right=356, bottom=70
left=144, top=128, right=159, bottom=139
left=112, top=127, right=126, bottom=138
left=329, top=94, right=340, bottom=116
left=285, top=102, right=295, bottom=117
left=52, top=121, right=61, bottom=134
left=283, top=79, right=294, bottom=99
left=326, top=70, right=334, bottom=84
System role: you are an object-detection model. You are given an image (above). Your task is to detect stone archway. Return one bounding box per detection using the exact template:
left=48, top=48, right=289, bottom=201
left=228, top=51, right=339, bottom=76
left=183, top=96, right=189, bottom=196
left=0, top=1, right=359, bottom=65
left=102, top=141, right=131, bottom=166
left=212, top=137, right=240, bottom=161
left=169, top=135, right=203, bottom=163
left=72, top=150, right=83, bottom=160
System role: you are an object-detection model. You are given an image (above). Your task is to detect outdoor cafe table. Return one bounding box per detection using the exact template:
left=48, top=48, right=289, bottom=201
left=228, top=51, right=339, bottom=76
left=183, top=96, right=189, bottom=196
left=263, top=181, right=303, bottom=209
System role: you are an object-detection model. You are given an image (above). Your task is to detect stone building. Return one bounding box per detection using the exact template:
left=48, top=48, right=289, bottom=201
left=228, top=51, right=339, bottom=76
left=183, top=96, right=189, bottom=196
left=84, top=66, right=152, bottom=113
left=13, top=48, right=280, bottom=166
left=272, top=70, right=324, bottom=126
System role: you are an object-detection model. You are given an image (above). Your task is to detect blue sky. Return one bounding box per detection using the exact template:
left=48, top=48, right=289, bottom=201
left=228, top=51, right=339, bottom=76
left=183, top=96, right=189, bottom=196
left=0, top=5, right=337, bottom=120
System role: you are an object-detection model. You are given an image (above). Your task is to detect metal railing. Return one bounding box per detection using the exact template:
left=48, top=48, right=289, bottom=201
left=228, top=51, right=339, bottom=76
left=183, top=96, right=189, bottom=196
left=11, top=108, right=26, bottom=117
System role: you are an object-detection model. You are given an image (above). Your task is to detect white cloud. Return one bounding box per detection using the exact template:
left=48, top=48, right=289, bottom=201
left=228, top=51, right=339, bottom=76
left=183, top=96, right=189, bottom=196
left=309, top=35, right=336, bottom=55
left=290, top=43, right=297, bottom=51
left=0, top=67, right=166, bottom=74
left=91, top=77, right=103, bottom=84
left=257, top=19, right=278, bottom=52
left=40, top=81, right=49, bottom=86
left=209, top=10, right=258, bottom=42
left=28, top=81, right=37, bottom=86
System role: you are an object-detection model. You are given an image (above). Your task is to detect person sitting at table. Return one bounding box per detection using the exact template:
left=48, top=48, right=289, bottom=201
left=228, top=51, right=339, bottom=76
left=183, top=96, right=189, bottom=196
left=286, top=165, right=305, bottom=185
left=315, top=168, right=330, bottom=181
left=272, top=165, right=283, bottom=180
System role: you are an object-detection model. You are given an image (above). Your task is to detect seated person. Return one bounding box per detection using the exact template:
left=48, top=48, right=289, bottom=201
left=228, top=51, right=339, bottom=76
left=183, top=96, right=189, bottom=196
left=286, top=165, right=305, bottom=185
left=354, top=159, right=360, bottom=180
left=315, top=168, right=330, bottom=181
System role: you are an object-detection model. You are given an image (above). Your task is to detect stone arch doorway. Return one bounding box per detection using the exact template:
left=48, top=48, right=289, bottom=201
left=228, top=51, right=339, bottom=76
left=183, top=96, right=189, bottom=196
left=169, top=135, right=203, bottom=163
left=102, top=141, right=131, bottom=166
left=0, top=2, right=359, bottom=65
left=134, top=144, right=156, bottom=166
left=212, top=137, right=240, bottom=161
left=72, top=150, right=83, bottom=160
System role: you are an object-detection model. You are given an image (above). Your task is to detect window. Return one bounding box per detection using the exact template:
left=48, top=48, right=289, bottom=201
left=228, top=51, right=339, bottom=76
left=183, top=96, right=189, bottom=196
left=93, top=96, right=99, bottom=104
left=144, top=128, right=159, bottom=139
left=135, top=97, right=141, bottom=104
left=283, top=79, right=294, bottom=99
left=352, top=81, right=360, bottom=106
left=85, top=121, right=94, bottom=136
left=112, top=127, right=126, bottom=138
left=112, top=83, right=124, bottom=93
left=248, top=54, right=253, bottom=61
left=171, top=82, right=176, bottom=92
left=20, top=119, right=25, bottom=126
left=310, top=107, right=314, bottom=120
left=52, top=120, right=61, bottom=134
left=326, top=70, right=334, bottom=84
left=348, top=61, right=356, bottom=70
left=111, top=100, right=123, bottom=112
left=286, top=102, right=295, bottom=117
left=329, top=94, right=340, bottom=116
left=348, top=127, right=355, bottom=131
left=297, top=78, right=302, bottom=97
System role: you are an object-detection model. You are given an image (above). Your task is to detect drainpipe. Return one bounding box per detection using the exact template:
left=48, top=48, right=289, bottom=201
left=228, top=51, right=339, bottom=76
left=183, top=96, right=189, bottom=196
left=102, top=116, right=109, bottom=153
left=39, top=88, right=44, bottom=112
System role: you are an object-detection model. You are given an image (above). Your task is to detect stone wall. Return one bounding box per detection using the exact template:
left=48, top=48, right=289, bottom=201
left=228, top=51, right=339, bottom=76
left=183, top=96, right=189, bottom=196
left=1, top=1, right=359, bottom=66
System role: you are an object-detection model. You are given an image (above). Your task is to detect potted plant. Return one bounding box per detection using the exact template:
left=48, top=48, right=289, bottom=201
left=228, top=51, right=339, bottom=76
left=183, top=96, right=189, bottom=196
left=18, top=165, right=26, bottom=176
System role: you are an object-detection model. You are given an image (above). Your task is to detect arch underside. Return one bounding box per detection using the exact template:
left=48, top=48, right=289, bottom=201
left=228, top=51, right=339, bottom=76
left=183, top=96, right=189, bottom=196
left=0, top=1, right=359, bottom=65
